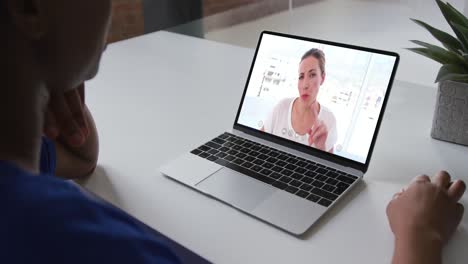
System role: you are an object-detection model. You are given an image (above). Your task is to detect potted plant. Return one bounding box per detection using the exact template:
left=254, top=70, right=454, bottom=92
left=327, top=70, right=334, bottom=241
left=409, top=0, right=468, bottom=146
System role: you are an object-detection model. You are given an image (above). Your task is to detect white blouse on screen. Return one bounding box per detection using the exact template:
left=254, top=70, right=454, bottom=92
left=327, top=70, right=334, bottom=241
left=263, top=97, right=337, bottom=151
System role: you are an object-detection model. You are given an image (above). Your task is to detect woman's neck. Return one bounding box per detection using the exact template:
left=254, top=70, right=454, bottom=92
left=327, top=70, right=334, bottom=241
left=0, top=42, right=49, bottom=174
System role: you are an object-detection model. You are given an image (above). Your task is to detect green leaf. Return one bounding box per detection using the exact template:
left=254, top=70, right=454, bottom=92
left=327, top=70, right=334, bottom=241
left=435, top=64, right=468, bottom=82
left=450, top=23, right=468, bottom=53
left=445, top=1, right=468, bottom=27
left=407, top=47, right=464, bottom=65
left=435, top=0, right=468, bottom=52
left=410, top=18, right=463, bottom=53
left=410, top=40, right=468, bottom=67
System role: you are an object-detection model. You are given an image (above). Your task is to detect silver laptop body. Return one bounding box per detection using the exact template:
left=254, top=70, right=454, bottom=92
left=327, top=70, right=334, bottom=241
left=160, top=31, right=399, bottom=235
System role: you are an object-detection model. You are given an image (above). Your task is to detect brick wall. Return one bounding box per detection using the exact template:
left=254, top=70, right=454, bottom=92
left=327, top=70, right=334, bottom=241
left=108, top=0, right=144, bottom=43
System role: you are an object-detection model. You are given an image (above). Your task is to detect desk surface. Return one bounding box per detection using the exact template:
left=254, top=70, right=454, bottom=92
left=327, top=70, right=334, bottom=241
left=83, top=31, right=468, bottom=264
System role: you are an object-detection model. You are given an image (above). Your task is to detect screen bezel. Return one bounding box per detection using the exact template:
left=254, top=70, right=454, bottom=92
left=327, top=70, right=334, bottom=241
left=233, top=31, right=399, bottom=173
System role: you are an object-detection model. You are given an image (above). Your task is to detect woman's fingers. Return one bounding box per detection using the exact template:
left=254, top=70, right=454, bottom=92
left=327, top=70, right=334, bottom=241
left=448, top=180, right=466, bottom=202
left=44, top=109, right=60, bottom=139
left=434, top=171, right=452, bottom=189
left=64, top=88, right=89, bottom=137
left=49, top=92, right=85, bottom=146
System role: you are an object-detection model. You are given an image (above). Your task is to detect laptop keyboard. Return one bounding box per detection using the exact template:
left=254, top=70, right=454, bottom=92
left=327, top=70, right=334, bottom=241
left=190, top=133, right=358, bottom=207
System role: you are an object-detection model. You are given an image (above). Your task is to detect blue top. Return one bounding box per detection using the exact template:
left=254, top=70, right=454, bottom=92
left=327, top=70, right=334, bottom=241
left=0, top=138, right=180, bottom=264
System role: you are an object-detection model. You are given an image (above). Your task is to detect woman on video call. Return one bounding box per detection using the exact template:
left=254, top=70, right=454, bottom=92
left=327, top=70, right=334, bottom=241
left=262, top=48, right=337, bottom=153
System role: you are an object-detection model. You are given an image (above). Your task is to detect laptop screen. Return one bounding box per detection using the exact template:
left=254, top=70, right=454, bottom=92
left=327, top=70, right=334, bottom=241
left=236, top=32, right=398, bottom=164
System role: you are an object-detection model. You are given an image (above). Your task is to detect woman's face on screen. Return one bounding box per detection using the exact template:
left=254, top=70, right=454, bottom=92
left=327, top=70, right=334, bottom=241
left=298, top=56, right=325, bottom=105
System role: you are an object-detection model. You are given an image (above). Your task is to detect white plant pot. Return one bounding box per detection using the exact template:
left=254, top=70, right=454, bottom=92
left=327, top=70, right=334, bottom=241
left=431, top=80, right=468, bottom=146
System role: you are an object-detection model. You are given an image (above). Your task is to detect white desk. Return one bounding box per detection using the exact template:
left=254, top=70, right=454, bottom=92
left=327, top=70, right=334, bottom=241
left=82, top=31, right=468, bottom=263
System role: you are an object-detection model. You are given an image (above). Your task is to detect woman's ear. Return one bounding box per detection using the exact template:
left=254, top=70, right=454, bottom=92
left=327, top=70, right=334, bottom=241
left=320, top=72, right=326, bottom=85
left=7, top=0, right=47, bottom=39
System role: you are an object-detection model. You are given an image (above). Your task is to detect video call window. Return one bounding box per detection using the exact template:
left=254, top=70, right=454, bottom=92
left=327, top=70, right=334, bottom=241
left=237, top=34, right=397, bottom=163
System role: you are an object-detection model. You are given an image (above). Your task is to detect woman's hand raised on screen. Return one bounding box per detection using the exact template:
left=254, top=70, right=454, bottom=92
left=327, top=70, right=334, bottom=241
left=308, top=103, right=329, bottom=151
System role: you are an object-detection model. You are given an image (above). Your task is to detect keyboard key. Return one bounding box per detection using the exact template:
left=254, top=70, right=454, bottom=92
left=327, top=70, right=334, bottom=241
left=300, top=183, right=313, bottom=192
left=259, top=148, right=270, bottom=154
left=242, top=142, right=253, bottom=148
left=291, top=173, right=303, bottom=180
left=240, top=147, right=251, bottom=153
left=318, top=198, right=332, bottom=207
left=311, top=180, right=324, bottom=188
left=199, top=145, right=210, bottom=152
left=326, top=171, right=339, bottom=178
left=311, top=188, right=338, bottom=201
left=269, top=151, right=280, bottom=158
left=199, top=152, right=209, bottom=158
left=206, top=142, right=221, bottom=149
left=191, top=149, right=202, bottom=155
left=338, top=175, right=355, bottom=184
left=326, top=178, right=338, bottom=185
left=296, top=161, right=308, bottom=167
left=281, top=169, right=293, bottom=176
left=272, top=181, right=287, bottom=190
left=323, top=184, right=335, bottom=192
left=316, top=168, right=327, bottom=174
left=296, top=190, right=309, bottom=198
left=316, top=175, right=328, bottom=182
left=242, top=162, right=253, bottom=169
left=253, top=159, right=264, bottom=165
left=301, top=177, right=313, bottom=184
left=208, top=149, right=219, bottom=155
left=337, top=182, right=350, bottom=189
left=271, top=166, right=283, bottom=172
left=207, top=155, right=218, bottom=162
left=233, top=158, right=244, bottom=165
left=219, top=146, right=230, bottom=152
left=215, top=152, right=227, bottom=159
left=276, top=160, right=287, bottom=167
left=286, top=157, right=298, bottom=164
left=218, top=133, right=230, bottom=140
left=251, top=165, right=262, bottom=172
left=290, top=180, right=302, bottom=187
left=258, top=154, right=269, bottom=160
left=260, top=169, right=272, bottom=176
left=267, top=157, right=278, bottom=163
left=285, top=186, right=298, bottom=194
left=279, top=176, right=292, bottom=184
left=306, top=164, right=318, bottom=171
left=263, top=162, right=274, bottom=169
left=233, top=145, right=242, bottom=151
left=307, top=194, right=320, bottom=202
left=244, top=156, right=255, bottom=162
left=334, top=187, right=347, bottom=195
left=212, top=138, right=226, bottom=145
left=225, top=155, right=235, bottom=161
left=250, top=151, right=260, bottom=157
left=305, top=170, right=317, bottom=177
left=223, top=142, right=234, bottom=148
left=294, top=167, right=307, bottom=174
left=270, top=172, right=282, bottom=179
left=285, top=164, right=297, bottom=171
left=278, top=154, right=289, bottom=160
left=227, top=149, right=239, bottom=156
left=251, top=146, right=261, bottom=151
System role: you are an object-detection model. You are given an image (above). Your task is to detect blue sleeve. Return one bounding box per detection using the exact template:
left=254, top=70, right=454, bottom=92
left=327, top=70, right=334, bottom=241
left=40, top=137, right=56, bottom=175
left=4, top=174, right=182, bottom=264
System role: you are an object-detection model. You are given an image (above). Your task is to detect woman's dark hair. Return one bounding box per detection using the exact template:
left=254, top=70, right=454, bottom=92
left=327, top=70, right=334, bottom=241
left=301, top=48, right=326, bottom=75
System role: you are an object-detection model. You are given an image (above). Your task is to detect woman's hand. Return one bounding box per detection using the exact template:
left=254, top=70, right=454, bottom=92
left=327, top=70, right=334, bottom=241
left=307, top=104, right=329, bottom=150
left=44, top=83, right=99, bottom=178
left=387, top=171, right=465, bottom=244
left=44, top=83, right=89, bottom=146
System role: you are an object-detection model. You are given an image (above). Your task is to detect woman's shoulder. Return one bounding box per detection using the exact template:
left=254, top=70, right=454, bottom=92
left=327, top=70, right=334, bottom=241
left=275, top=97, right=295, bottom=110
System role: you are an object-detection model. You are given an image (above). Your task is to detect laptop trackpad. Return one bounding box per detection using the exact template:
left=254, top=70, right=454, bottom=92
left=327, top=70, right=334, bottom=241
left=196, top=167, right=276, bottom=212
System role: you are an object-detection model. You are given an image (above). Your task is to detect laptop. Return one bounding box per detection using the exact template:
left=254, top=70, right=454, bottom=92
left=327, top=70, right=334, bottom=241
left=160, top=31, right=399, bottom=235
